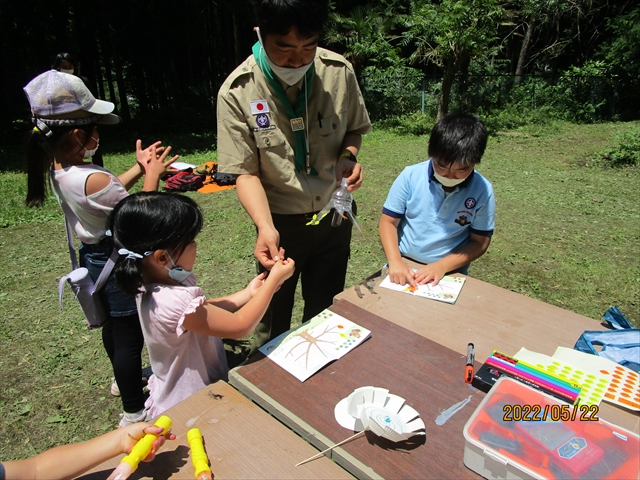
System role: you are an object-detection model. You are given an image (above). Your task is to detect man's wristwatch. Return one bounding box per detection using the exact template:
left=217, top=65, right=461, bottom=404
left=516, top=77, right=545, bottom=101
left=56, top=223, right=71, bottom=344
left=339, top=151, right=358, bottom=163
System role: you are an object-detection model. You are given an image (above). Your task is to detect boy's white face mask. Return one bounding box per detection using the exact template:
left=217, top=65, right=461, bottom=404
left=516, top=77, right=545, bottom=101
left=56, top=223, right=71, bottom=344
left=433, top=171, right=467, bottom=187
left=256, top=27, right=313, bottom=86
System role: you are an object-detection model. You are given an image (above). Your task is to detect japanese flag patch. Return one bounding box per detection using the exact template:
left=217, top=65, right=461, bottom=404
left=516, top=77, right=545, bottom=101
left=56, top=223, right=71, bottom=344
left=250, top=100, right=269, bottom=115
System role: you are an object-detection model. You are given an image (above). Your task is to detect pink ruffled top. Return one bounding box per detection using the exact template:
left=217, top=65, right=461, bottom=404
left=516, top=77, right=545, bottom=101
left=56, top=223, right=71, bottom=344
left=136, top=275, right=229, bottom=417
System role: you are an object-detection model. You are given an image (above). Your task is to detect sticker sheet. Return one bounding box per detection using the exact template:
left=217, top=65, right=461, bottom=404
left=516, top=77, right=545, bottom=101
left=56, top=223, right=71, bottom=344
left=514, top=347, right=639, bottom=411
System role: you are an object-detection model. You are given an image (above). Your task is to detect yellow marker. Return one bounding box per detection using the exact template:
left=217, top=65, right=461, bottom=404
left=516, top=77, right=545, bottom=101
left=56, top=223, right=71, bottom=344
left=187, top=428, right=213, bottom=480
left=107, top=416, right=172, bottom=480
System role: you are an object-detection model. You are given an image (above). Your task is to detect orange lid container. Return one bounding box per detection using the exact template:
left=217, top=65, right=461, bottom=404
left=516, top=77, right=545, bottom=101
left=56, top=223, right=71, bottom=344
left=463, top=377, right=639, bottom=479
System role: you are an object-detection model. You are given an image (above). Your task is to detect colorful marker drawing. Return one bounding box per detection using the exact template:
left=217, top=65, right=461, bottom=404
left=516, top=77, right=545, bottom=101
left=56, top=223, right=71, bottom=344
left=259, top=310, right=371, bottom=382
left=379, top=273, right=466, bottom=304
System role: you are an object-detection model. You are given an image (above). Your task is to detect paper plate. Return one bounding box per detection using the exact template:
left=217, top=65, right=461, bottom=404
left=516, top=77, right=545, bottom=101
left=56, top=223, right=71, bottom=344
left=334, top=386, right=425, bottom=441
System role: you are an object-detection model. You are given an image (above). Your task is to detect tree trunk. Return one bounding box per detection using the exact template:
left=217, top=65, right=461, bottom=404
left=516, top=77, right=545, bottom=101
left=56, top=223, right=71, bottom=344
left=516, top=16, right=536, bottom=84
left=108, top=30, right=130, bottom=122
left=457, top=54, right=471, bottom=110
left=438, top=56, right=458, bottom=120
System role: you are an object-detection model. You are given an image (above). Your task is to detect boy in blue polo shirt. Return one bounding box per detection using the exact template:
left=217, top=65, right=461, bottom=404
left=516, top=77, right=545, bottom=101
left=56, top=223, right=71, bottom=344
left=379, top=112, right=495, bottom=287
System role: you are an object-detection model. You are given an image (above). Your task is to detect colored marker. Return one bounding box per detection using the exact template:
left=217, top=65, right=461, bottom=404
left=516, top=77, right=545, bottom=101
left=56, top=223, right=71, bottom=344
left=465, top=343, right=475, bottom=384
left=486, top=357, right=579, bottom=403
left=490, top=351, right=581, bottom=394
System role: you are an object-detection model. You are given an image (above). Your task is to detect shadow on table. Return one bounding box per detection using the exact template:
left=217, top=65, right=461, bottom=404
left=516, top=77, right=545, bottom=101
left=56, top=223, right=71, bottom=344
left=364, top=430, right=426, bottom=452
left=77, top=445, right=190, bottom=480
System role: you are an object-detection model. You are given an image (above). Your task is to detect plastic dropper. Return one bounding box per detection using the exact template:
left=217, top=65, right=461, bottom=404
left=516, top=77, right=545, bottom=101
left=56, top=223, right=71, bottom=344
left=306, top=177, right=362, bottom=231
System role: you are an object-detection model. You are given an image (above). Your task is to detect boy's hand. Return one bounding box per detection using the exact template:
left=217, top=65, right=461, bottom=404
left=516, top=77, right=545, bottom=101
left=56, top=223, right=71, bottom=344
left=415, top=262, right=448, bottom=287
left=120, top=423, right=176, bottom=462
left=269, top=258, right=295, bottom=287
left=388, top=260, right=416, bottom=287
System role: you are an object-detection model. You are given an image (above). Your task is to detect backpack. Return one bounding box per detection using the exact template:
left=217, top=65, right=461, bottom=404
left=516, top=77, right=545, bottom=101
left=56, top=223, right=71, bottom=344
left=163, top=171, right=205, bottom=192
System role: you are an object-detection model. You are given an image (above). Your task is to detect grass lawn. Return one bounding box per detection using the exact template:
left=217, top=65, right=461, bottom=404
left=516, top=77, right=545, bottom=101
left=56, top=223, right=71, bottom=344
left=0, top=121, right=638, bottom=462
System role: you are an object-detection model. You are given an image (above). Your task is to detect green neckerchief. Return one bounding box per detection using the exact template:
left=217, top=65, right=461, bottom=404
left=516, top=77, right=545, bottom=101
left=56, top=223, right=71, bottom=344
left=252, top=41, right=317, bottom=175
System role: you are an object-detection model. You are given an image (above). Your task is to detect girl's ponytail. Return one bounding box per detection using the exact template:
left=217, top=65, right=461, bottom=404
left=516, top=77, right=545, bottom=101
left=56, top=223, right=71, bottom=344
left=25, top=123, right=94, bottom=207
left=114, top=253, right=146, bottom=297
left=25, top=127, right=53, bottom=207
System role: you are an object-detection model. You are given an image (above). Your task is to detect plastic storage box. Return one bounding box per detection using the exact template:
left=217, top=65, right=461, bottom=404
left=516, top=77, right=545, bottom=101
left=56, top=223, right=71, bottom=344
left=463, top=377, right=639, bottom=479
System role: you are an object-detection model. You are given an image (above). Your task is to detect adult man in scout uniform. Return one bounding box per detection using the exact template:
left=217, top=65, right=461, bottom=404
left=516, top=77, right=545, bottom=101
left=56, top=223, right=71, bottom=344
left=217, top=0, right=371, bottom=350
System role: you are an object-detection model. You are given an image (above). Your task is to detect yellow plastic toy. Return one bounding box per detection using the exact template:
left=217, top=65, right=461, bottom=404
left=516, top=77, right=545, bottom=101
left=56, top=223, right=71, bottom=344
left=107, top=415, right=172, bottom=480
left=187, top=428, right=213, bottom=480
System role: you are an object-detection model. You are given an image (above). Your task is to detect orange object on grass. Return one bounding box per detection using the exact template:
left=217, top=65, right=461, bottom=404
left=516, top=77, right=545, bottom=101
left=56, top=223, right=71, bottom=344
left=197, top=162, right=236, bottom=194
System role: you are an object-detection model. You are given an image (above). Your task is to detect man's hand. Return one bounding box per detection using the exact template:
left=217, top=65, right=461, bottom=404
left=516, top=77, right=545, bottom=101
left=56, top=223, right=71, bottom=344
left=255, top=226, right=282, bottom=270
left=335, top=156, right=363, bottom=192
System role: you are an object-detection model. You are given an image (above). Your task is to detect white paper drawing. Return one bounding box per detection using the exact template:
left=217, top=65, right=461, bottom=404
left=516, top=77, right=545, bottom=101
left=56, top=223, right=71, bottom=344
left=379, top=273, right=465, bottom=304
left=260, top=309, right=371, bottom=382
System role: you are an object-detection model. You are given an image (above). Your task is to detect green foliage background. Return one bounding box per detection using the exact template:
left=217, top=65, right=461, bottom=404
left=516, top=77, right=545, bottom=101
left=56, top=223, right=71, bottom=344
left=1, top=120, right=638, bottom=464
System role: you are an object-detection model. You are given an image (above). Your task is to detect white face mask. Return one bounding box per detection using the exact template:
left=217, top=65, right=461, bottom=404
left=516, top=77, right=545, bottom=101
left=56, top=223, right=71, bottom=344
left=433, top=171, right=467, bottom=188
left=256, top=27, right=313, bottom=86
left=77, top=136, right=100, bottom=159
left=165, top=251, right=193, bottom=285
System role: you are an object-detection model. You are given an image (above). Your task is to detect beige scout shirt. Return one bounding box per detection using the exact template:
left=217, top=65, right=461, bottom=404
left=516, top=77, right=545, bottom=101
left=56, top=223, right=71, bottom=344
left=217, top=47, right=371, bottom=215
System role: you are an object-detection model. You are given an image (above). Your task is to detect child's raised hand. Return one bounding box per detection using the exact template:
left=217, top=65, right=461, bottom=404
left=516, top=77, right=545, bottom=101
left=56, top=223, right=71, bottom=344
left=136, top=140, right=162, bottom=167
left=269, top=257, right=295, bottom=287
left=143, top=143, right=179, bottom=179
left=246, top=272, right=267, bottom=297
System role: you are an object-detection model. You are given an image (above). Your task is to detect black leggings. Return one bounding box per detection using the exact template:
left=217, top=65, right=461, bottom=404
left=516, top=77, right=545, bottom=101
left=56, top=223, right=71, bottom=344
left=80, top=243, right=145, bottom=413
left=101, top=314, right=145, bottom=412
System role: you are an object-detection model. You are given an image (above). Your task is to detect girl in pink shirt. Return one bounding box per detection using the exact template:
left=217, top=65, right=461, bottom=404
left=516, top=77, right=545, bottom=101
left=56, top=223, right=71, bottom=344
left=110, top=192, right=295, bottom=417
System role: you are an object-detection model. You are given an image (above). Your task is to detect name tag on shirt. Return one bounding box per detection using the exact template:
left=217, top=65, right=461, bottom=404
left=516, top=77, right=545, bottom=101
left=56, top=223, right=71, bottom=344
left=291, top=117, right=305, bottom=131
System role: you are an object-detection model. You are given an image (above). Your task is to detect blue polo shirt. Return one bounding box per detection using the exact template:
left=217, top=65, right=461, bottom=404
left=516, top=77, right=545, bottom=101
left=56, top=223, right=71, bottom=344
left=382, top=159, right=495, bottom=264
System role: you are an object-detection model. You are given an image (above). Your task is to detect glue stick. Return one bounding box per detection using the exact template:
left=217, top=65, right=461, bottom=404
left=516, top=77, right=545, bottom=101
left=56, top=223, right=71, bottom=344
left=187, top=428, right=213, bottom=480
left=107, top=415, right=172, bottom=480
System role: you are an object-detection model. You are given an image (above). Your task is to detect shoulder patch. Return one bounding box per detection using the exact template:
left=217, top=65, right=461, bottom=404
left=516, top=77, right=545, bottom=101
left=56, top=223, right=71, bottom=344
left=220, top=57, right=256, bottom=95
left=317, top=48, right=352, bottom=68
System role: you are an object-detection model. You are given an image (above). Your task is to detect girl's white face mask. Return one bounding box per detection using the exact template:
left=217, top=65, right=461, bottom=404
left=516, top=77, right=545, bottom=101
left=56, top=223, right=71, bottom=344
left=165, top=251, right=193, bottom=284
left=256, top=27, right=313, bottom=86
left=78, top=136, right=100, bottom=159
